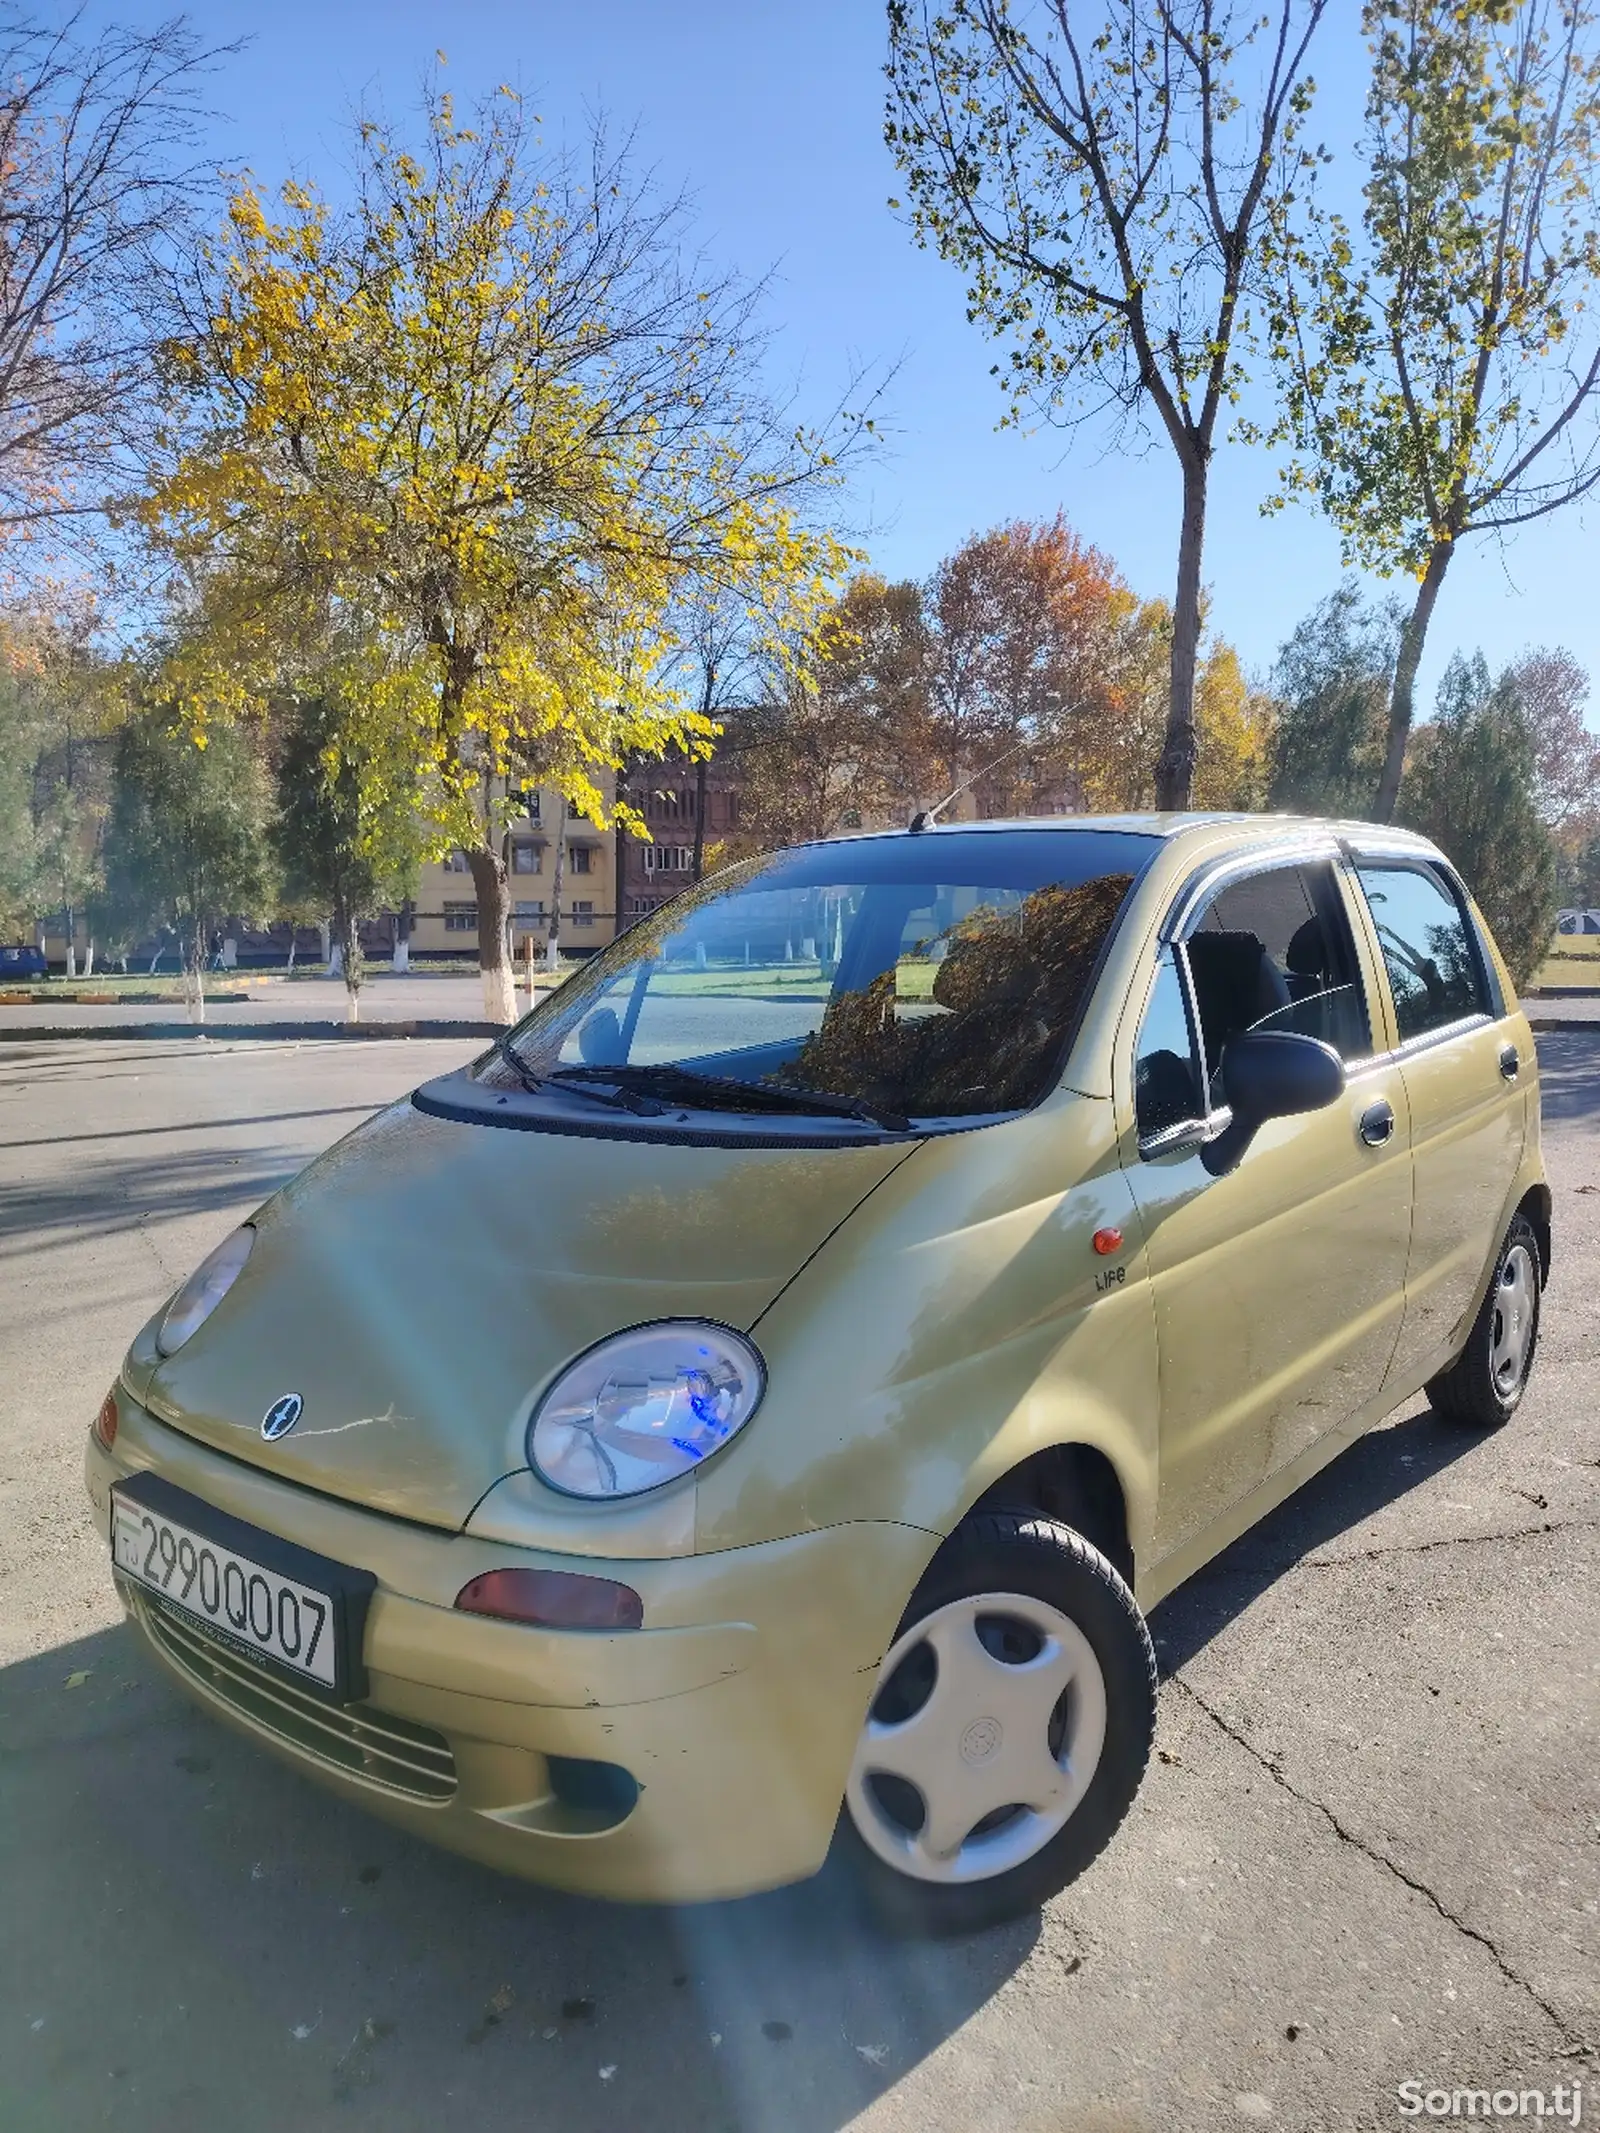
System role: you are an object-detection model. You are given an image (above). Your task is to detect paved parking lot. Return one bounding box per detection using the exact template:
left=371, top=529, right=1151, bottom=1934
left=0, top=974, right=505, bottom=1033
left=1, top=1032, right=1596, bottom=2132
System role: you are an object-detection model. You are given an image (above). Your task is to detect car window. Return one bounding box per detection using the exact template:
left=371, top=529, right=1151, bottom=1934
left=1185, top=861, right=1370, bottom=1101
left=1354, top=862, right=1490, bottom=1042
left=489, top=828, right=1155, bottom=1126
left=1134, top=949, right=1205, bottom=1140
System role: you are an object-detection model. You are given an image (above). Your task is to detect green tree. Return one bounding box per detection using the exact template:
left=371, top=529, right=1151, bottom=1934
left=0, top=609, right=126, bottom=969
left=1266, top=0, right=1600, bottom=820
left=0, top=665, right=37, bottom=937
left=273, top=691, right=426, bottom=1021
left=1268, top=585, right=1399, bottom=817
left=1558, top=831, right=1600, bottom=908
left=885, top=0, right=1329, bottom=808
left=1397, top=652, right=1559, bottom=985
left=141, top=88, right=873, bottom=1022
left=102, top=710, right=274, bottom=1018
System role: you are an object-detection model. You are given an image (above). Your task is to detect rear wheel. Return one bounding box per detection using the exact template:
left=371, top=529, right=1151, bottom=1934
left=839, top=1512, right=1155, bottom=1935
left=1426, top=1212, right=1542, bottom=1430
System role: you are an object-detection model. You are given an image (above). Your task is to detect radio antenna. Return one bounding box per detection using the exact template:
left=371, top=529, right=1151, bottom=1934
left=907, top=715, right=1083, bottom=832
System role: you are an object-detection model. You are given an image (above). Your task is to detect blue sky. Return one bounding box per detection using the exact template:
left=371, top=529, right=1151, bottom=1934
left=156, top=0, right=1596, bottom=714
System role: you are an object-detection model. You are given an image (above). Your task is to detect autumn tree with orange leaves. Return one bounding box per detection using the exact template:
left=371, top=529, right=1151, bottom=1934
left=724, top=514, right=1272, bottom=852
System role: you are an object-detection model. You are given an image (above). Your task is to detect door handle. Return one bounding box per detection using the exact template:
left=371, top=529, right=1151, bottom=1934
left=1359, top=1097, right=1396, bottom=1147
left=1499, top=1042, right=1521, bottom=1081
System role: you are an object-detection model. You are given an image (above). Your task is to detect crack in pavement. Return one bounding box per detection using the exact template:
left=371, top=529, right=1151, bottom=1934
left=1301, top=1516, right=1600, bottom=1569
left=1188, top=1517, right=1600, bottom=1587
left=1167, top=1673, right=1595, bottom=2062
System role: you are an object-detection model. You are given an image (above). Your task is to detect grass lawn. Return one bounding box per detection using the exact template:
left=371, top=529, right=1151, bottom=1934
left=646, top=962, right=832, bottom=1000
left=0, top=974, right=272, bottom=1002
left=641, top=958, right=943, bottom=1001
left=1530, top=933, right=1600, bottom=991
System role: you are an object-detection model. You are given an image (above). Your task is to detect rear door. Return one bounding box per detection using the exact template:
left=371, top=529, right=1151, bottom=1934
left=1348, top=857, right=1527, bottom=1387
left=1121, top=850, right=1412, bottom=1568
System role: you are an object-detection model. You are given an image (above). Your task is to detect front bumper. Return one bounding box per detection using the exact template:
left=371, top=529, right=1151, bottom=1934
left=86, top=1396, right=937, bottom=1902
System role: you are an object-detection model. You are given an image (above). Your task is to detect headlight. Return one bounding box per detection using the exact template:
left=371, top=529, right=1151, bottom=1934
left=157, top=1226, right=255, bottom=1355
left=529, top=1320, right=766, bottom=1500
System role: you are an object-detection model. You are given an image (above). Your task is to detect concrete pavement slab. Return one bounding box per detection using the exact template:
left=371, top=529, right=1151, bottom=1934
left=0, top=1033, right=1595, bottom=2132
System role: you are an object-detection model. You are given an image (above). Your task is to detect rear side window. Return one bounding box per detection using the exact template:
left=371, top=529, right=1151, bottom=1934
left=1354, top=863, right=1490, bottom=1043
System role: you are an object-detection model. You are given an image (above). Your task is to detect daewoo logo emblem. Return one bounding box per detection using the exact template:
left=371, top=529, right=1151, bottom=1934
left=261, top=1393, right=304, bottom=1442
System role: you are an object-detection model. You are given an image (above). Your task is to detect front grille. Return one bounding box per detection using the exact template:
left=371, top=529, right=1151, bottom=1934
left=135, top=1591, right=457, bottom=1803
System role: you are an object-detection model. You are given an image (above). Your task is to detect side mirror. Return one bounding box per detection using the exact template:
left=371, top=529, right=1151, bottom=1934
left=1200, top=1030, right=1345, bottom=1178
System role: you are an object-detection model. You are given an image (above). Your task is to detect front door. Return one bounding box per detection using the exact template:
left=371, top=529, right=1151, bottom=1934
left=1349, top=858, right=1527, bottom=1385
left=1121, top=854, right=1413, bottom=1569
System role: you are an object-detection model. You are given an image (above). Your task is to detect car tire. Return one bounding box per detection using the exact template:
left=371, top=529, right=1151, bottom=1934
left=1425, top=1211, right=1543, bottom=1430
left=837, top=1511, right=1156, bottom=1936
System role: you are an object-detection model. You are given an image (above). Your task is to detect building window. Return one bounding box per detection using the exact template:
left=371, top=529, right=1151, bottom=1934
left=440, top=849, right=471, bottom=873
left=571, top=900, right=595, bottom=927
left=511, top=841, right=542, bottom=875
left=642, top=845, right=694, bottom=873
left=513, top=900, right=546, bottom=920
left=443, top=901, right=478, bottom=932
left=570, top=844, right=593, bottom=875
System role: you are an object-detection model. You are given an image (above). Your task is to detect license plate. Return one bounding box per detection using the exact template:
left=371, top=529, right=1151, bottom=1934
left=110, top=1472, right=375, bottom=1702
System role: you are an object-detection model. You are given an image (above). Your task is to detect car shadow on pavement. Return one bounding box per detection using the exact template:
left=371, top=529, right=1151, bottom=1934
left=0, top=1622, right=1037, bottom=2133
left=1150, top=1398, right=1479, bottom=1676
left=1531, top=1028, right=1600, bottom=1124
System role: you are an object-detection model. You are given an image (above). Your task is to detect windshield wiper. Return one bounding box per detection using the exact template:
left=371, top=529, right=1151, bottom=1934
left=554, top=1062, right=912, bottom=1133
left=491, top=1033, right=544, bottom=1094
left=490, top=1037, right=663, bottom=1115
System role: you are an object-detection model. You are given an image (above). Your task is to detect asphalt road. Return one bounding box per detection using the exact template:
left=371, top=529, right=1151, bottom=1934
left=0, top=974, right=508, bottom=1031
left=1, top=1032, right=1596, bottom=2133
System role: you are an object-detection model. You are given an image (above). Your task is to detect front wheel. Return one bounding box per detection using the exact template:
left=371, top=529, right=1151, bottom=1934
left=838, top=1512, right=1156, bottom=1935
left=1426, top=1211, right=1543, bottom=1430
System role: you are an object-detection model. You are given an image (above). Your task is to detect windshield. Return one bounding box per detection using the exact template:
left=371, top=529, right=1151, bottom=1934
left=480, top=828, right=1154, bottom=1126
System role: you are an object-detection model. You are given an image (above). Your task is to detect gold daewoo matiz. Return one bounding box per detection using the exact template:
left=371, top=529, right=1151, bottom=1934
left=84, top=815, right=1549, bottom=1932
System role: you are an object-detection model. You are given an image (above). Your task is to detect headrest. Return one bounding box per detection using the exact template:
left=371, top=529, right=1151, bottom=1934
left=1286, top=919, right=1327, bottom=978
left=1187, top=930, right=1268, bottom=986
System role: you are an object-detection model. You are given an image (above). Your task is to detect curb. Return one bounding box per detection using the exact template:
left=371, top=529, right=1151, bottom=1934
left=0, top=1020, right=499, bottom=1043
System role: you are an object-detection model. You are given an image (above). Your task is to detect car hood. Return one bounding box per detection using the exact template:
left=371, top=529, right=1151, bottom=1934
left=145, top=1096, right=914, bottom=1531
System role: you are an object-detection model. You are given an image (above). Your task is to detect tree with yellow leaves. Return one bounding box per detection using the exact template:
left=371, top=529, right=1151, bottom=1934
left=139, top=86, right=874, bottom=1019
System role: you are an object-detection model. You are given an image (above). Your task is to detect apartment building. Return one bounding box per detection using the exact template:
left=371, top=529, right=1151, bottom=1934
left=616, top=748, right=743, bottom=923
left=410, top=775, right=620, bottom=960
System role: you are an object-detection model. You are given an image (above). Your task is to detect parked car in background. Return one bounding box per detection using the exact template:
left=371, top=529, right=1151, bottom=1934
left=0, top=943, right=49, bottom=979
left=86, top=814, right=1547, bottom=1933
